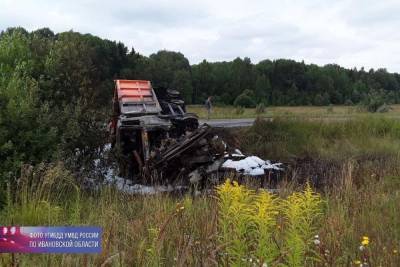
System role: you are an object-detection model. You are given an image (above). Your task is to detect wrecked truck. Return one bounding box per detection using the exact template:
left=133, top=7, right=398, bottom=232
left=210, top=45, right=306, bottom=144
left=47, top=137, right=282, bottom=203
left=109, top=80, right=219, bottom=183
left=109, top=79, right=282, bottom=186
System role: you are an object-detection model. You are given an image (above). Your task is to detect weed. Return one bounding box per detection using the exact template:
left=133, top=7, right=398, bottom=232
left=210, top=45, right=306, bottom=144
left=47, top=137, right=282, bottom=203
left=216, top=180, right=323, bottom=266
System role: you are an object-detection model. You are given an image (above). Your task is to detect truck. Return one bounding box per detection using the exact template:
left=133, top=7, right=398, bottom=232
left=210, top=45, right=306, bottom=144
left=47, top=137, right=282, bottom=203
left=109, top=80, right=223, bottom=184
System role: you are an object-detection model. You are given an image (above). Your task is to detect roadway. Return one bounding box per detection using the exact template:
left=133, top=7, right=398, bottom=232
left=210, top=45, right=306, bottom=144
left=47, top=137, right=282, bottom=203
left=199, top=114, right=378, bottom=127
left=199, top=118, right=257, bottom=128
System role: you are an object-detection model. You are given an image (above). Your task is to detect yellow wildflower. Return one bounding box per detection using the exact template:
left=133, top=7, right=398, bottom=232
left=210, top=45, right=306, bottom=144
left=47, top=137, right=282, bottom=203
left=354, top=260, right=361, bottom=265
left=394, top=249, right=398, bottom=254
left=361, top=236, right=370, bottom=246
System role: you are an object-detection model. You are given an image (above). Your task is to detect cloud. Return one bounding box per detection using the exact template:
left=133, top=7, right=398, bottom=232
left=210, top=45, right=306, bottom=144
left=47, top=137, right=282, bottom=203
left=1, top=0, right=400, bottom=72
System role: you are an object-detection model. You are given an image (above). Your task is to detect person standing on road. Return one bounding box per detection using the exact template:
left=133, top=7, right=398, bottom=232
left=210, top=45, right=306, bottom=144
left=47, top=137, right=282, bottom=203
left=205, top=96, right=212, bottom=120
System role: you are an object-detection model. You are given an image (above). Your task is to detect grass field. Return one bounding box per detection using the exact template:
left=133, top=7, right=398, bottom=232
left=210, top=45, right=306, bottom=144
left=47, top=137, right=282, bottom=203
left=1, top=118, right=400, bottom=266
left=188, top=104, right=400, bottom=120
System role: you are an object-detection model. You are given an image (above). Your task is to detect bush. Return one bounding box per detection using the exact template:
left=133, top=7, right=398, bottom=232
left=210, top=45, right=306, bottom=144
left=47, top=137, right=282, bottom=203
left=235, top=106, right=245, bottom=115
left=344, top=99, right=354, bottom=106
left=361, top=89, right=387, bottom=113
left=376, top=103, right=392, bottom=113
left=234, top=91, right=256, bottom=108
left=314, top=93, right=331, bottom=106
left=255, top=103, right=266, bottom=114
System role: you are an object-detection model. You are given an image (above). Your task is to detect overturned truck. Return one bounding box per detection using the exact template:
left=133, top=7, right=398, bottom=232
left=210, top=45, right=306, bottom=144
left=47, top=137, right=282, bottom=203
left=109, top=80, right=282, bottom=186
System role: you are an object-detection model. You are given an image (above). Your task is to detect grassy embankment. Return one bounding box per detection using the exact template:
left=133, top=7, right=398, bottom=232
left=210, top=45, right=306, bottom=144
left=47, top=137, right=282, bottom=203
left=188, top=104, right=400, bottom=120
left=1, top=117, right=400, bottom=266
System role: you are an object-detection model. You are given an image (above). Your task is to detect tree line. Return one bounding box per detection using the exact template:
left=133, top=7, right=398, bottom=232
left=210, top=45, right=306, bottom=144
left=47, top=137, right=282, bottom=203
left=1, top=26, right=400, bottom=194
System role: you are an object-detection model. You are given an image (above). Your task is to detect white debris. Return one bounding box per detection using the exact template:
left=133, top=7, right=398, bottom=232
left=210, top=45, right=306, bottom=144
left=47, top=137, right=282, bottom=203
left=222, top=156, right=283, bottom=176
left=104, top=168, right=185, bottom=194
left=249, top=168, right=265, bottom=176
left=222, top=140, right=227, bottom=150
left=261, top=162, right=283, bottom=170
left=234, top=149, right=244, bottom=156
left=189, top=169, right=202, bottom=183
left=245, top=157, right=260, bottom=168
left=104, top=143, right=112, bottom=151
left=224, top=148, right=246, bottom=158
left=222, top=159, right=240, bottom=170
left=248, top=156, right=265, bottom=165
left=105, top=175, right=185, bottom=194
left=232, top=148, right=245, bottom=157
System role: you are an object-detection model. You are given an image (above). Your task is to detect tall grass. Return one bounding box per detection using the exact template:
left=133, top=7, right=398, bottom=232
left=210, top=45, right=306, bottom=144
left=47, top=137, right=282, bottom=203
left=1, top=118, right=400, bottom=266
left=240, top=117, right=400, bottom=188
left=0, top=163, right=218, bottom=266
left=2, top=170, right=398, bottom=266
left=243, top=117, right=400, bottom=159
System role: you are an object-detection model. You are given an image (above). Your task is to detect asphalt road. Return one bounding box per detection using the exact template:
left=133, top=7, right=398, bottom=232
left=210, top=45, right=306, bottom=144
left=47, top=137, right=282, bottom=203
left=199, top=118, right=257, bottom=128
left=202, top=116, right=342, bottom=127
left=199, top=114, right=370, bottom=127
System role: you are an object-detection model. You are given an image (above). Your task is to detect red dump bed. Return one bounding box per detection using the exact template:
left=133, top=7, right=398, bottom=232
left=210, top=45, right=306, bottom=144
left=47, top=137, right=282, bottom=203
left=116, top=80, right=154, bottom=102
left=114, top=80, right=161, bottom=115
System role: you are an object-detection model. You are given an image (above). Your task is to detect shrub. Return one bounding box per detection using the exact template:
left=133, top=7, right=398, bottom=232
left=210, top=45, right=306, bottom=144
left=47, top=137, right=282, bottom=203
left=314, top=93, right=331, bottom=106
left=376, top=103, right=392, bottom=113
left=361, top=89, right=387, bottom=112
left=255, top=103, right=266, bottom=114
left=235, top=106, right=244, bottom=115
left=234, top=90, right=256, bottom=108
left=344, top=99, right=354, bottom=106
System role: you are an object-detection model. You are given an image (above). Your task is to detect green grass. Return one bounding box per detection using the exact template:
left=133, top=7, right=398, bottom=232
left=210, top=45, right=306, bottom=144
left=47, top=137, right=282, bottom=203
left=241, top=117, right=400, bottom=160
left=1, top=164, right=218, bottom=266
left=188, top=104, right=400, bottom=120
left=1, top=117, right=400, bottom=266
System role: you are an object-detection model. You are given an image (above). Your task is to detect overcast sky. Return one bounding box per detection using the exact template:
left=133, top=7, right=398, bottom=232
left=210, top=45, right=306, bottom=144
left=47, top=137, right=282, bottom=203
left=1, top=0, right=400, bottom=72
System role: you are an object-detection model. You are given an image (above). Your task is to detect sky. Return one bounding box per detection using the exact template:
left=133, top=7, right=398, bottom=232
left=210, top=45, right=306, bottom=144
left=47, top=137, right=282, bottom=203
left=1, top=0, right=400, bottom=72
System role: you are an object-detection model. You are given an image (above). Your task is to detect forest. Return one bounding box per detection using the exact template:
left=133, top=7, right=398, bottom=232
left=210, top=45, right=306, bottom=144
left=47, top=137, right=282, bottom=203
left=1, top=26, right=400, bottom=194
